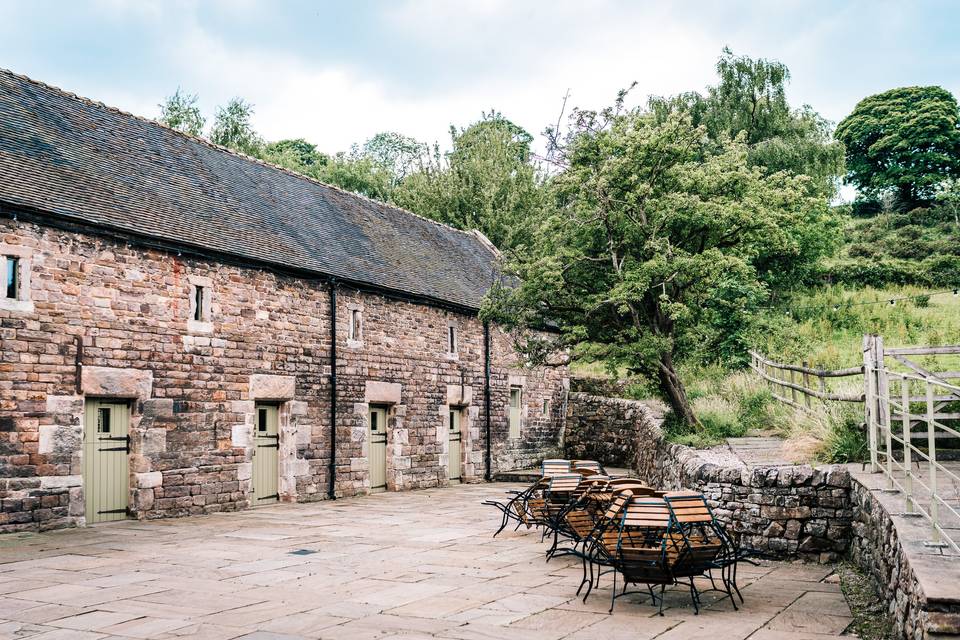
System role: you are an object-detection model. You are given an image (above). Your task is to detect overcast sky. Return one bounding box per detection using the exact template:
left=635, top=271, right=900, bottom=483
left=2, top=0, right=958, bottom=155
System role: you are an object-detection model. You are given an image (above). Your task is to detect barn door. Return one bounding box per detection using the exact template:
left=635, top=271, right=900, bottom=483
left=253, top=403, right=279, bottom=504
left=448, top=409, right=462, bottom=483
left=368, top=406, right=388, bottom=492
left=83, top=400, right=130, bottom=523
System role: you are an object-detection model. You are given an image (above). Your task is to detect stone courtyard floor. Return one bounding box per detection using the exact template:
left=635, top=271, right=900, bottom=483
left=0, top=484, right=854, bottom=640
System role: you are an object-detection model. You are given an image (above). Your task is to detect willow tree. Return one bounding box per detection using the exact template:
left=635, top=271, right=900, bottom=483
left=483, top=106, right=828, bottom=426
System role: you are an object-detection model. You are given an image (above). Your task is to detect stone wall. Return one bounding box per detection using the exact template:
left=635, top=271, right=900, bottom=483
left=645, top=441, right=853, bottom=561
left=565, top=392, right=960, bottom=636
left=848, top=474, right=960, bottom=639
left=564, top=393, right=651, bottom=468
left=565, top=393, right=852, bottom=561
left=0, top=217, right=567, bottom=532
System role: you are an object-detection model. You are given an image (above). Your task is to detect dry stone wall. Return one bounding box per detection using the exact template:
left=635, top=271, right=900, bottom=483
left=0, top=216, right=567, bottom=532
left=565, top=391, right=959, bottom=637
left=566, top=393, right=852, bottom=561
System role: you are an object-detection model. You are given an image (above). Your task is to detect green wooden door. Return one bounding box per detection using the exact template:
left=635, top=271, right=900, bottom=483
left=83, top=400, right=130, bottom=523
left=253, top=404, right=279, bottom=505
left=368, top=406, right=387, bottom=492
left=448, top=409, right=462, bottom=483
left=509, top=387, right=522, bottom=438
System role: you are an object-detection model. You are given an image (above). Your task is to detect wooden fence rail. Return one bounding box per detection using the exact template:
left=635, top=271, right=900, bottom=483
left=748, top=350, right=864, bottom=411
left=750, top=336, right=960, bottom=549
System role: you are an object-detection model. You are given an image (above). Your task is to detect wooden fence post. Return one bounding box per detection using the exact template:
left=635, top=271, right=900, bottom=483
left=863, top=334, right=879, bottom=472
left=802, top=361, right=812, bottom=409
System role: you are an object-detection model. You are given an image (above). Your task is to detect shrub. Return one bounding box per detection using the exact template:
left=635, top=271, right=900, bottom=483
left=823, top=406, right=867, bottom=463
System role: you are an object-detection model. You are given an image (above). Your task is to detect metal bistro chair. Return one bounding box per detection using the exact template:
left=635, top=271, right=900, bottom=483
left=604, top=495, right=682, bottom=615
left=571, top=459, right=606, bottom=475
left=574, top=489, right=633, bottom=603
left=545, top=473, right=611, bottom=560
left=482, top=459, right=571, bottom=537
left=531, top=472, right=582, bottom=541
left=664, top=491, right=746, bottom=610
left=541, top=459, right=572, bottom=475
left=483, top=475, right=548, bottom=536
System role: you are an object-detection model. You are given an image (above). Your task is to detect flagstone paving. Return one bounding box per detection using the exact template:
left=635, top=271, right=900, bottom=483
left=0, top=484, right=854, bottom=639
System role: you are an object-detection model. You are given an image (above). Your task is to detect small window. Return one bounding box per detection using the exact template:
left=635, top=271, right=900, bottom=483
left=449, top=410, right=456, bottom=431
left=542, top=399, right=550, bottom=416
left=5, top=256, right=18, bottom=300
left=370, top=410, right=378, bottom=432
left=447, top=326, right=457, bottom=354
left=97, top=407, right=111, bottom=434
left=349, top=309, right=362, bottom=341
left=509, top=386, right=522, bottom=439
left=193, top=285, right=204, bottom=321
left=258, top=408, right=268, bottom=432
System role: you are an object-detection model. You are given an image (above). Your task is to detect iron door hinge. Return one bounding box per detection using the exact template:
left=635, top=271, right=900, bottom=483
left=99, top=435, right=130, bottom=453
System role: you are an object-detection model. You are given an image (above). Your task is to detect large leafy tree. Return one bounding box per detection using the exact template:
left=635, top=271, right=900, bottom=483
left=158, top=88, right=205, bottom=136
left=393, top=113, right=545, bottom=250
left=210, top=97, right=263, bottom=156
left=357, top=132, right=426, bottom=187
left=836, top=86, right=960, bottom=210
left=649, top=48, right=844, bottom=199
left=262, top=138, right=328, bottom=170
left=483, top=105, right=828, bottom=427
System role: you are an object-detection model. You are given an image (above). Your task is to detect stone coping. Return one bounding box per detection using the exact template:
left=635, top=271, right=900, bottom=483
left=850, top=464, right=960, bottom=607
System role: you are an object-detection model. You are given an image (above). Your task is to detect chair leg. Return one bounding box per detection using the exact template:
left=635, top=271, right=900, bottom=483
left=657, top=584, right=665, bottom=616
left=609, top=570, right=617, bottom=614
left=733, top=562, right=744, bottom=604
left=576, top=554, right=588, bottom=596
left=688, top=578, right=700, bottom=615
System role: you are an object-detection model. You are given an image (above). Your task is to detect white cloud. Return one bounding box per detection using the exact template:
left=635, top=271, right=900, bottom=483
left=123, top=1, right=729, bottom=154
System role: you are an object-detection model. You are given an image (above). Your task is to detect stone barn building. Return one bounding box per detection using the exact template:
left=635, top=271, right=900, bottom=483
left=0, top=69, right=569, bottom=532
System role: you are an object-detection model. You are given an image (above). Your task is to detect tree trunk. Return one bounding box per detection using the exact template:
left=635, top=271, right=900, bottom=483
left=657, top=351, right=698, bottom=427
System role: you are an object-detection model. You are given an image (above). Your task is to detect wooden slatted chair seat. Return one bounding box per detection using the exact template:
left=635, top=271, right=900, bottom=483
left=663, top=491, right=741, bottom=611
left=541, top=459, right=571, bottom=476
left=571, top=459, right=605, bottom=474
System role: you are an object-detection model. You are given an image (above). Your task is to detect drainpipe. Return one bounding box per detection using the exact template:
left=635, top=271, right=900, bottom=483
left=483, top=321, right=492, bottom=481
left=328, top=280, right=338, bottom=499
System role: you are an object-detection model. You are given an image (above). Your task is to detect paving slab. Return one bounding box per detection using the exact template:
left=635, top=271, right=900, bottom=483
left=0, top=483, right=852, bottom=639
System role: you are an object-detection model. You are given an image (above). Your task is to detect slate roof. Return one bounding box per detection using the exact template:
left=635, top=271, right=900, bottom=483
left=0, top=68, right=500, bottom=310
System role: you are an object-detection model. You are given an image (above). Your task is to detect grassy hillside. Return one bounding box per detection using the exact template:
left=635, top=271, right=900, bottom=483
left=574, top=204, right=960, bottom=463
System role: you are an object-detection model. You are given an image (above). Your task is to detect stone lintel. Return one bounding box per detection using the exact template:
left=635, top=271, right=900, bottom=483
left=249, top=374, right=296, bottom=400
left=365, top=381, right=402, bottom=405
left=82, top=366, right=153, bottom=400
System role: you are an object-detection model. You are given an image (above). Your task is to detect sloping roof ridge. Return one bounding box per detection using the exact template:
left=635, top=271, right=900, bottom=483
left=0, top=67, right=483, bottom=243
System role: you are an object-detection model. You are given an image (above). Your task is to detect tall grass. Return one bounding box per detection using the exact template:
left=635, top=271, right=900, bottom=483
left=572, top=284, right=957, bottom=462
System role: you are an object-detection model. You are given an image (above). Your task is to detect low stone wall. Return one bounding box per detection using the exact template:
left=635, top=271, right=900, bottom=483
left=849, top=473, right=960, bottom=639
left=565, top=391, right=959, bottom=636
left=566, top=393, right=852, bottom=560
left=563, top=393, right=658, bottom=468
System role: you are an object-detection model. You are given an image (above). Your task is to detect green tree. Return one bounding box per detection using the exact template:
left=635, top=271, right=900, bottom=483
left=393, top=113, right=544, bottom=250
left=935, top=178, right=960, bottom=227
left=483, top=106, right=828, bottom=427
left=836, top=86, right=960, bottom=211
left=649, top=48, right=844, bottom=198
left=262, top=138, right=328, bottom=171
left=357, top=132, right=426, bottom=186
left=158, top=88, right=205, bottom=136
left=316, top=152, right=394, bottom=201
left=210, top=98, right=263, bottom=156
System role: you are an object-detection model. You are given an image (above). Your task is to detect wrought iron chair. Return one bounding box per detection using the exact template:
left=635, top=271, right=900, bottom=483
left=664, top=491, right=746, bottom=610
left=604, top=495, right=682, bottom=614
left=544, top=474, right=611, bottom=560
left=482, top=459, right=572, bottom=536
